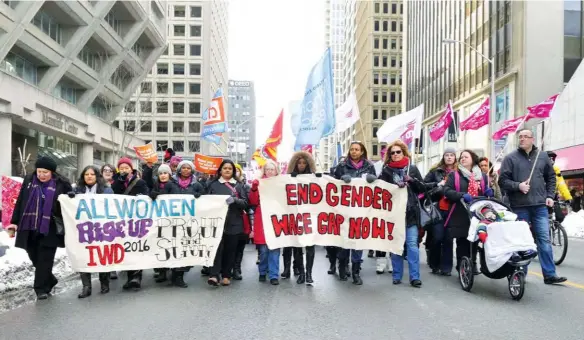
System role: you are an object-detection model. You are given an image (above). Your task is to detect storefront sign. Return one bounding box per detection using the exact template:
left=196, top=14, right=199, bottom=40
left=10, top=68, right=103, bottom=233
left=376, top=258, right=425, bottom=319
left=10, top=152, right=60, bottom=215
left=229, top=81, right=251, bottom=87
left=41, top=110, right=79, bottom=135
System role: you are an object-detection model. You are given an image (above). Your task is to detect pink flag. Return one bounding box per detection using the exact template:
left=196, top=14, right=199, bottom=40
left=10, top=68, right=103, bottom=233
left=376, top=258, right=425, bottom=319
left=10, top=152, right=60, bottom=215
left=492, top=115, right=527, bottom=140
left=429, top=101, right=454, bottom=142
left=460, top=97, right=490, bottom=131
left=301, top=145, right=313, bottom=154
left=399, top=119, right=416, bottom=146
left=526, top=94, right=559, bottom=120
left=2, top=176, right=23, bottom=228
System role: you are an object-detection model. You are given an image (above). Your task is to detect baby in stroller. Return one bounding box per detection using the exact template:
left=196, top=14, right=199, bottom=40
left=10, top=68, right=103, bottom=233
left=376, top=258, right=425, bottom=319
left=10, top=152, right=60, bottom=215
left=474, top=203, right=537, bottom=262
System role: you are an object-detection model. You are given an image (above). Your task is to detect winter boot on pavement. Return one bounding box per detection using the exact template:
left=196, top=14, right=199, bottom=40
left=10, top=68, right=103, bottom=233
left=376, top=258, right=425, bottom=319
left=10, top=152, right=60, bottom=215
left=352, top=262, right=363, bottom=285
left=172, top=271, right=188, bottom=288
left=338, top=258, right=349, bottom=281
left=128, top=271, right=142, bottom=291
left=98, top=273, right=110, bottom=294
left=281, top=255, right=291, bottom=279
left=110, top=271, right=118, bottom=280
left=78, top=273, right=92, bottom=298
left=328, top=256, right=337, bottom=275
left=155, top=269, right=168, bottom=283
left=376, top=257, right=387, bottom=274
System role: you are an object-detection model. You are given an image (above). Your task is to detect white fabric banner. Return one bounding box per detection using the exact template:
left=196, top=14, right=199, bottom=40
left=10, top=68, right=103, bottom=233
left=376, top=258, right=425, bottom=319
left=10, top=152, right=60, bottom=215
left=335, top=92, right=360, bottom=132
left=258, top=175, right=407, bottom=253
left=58, top=194, right=229, bottom=272
left=376, top=104, right=424, bottom=144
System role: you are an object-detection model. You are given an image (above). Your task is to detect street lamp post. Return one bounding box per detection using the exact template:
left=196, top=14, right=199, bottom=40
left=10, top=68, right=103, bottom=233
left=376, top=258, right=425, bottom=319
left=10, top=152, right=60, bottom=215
left=442, top=39, right=496, bottom=160
left=231, top=118, right=251, bottom=164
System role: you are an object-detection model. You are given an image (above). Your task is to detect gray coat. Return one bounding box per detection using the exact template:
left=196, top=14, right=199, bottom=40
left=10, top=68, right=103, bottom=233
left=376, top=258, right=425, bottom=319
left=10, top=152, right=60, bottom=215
left=498, top=147, right=556, bottom=208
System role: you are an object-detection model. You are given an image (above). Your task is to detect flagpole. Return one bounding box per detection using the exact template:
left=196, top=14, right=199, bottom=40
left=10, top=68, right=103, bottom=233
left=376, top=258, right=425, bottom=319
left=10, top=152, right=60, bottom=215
left=487, top=113, right=531, bottom=175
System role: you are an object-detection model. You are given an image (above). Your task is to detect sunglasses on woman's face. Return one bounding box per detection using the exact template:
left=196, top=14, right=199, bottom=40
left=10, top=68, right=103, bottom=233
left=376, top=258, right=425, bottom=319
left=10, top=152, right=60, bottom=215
left=390, top=150, right=402, bottom=155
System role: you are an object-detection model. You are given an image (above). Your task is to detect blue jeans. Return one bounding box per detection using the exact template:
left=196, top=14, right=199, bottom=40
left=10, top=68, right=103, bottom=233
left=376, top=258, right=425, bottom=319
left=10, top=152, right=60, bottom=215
left=514, top=206, right=556, bottom=278
left=338, top=249, right=363, bottom=263
left=258, top=245, right=281, bottom=280
left=391, top=225, right=420, bottom=282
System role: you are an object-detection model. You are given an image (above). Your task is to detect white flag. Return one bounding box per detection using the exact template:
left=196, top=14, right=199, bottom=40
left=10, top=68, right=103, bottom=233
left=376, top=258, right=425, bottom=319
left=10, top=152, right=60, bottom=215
left=376, top=104, right=424, bottom=144
left=335, top=92, right=360, bottom=132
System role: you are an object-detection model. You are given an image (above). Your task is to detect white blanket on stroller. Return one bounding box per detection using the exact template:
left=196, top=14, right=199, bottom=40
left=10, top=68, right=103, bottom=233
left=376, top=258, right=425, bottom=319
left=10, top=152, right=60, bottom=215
left=468, top=220, right=537, bottom=273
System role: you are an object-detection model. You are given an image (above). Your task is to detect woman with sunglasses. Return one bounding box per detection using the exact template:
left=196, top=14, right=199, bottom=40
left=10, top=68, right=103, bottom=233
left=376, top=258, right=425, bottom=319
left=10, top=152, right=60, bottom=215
left=378, top=140, right=426, bottom=287
left=332, top=141, right=377, bottom=285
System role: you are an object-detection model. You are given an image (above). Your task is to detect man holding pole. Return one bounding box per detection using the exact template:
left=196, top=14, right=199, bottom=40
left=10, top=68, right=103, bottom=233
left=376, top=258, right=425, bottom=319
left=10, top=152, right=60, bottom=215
left=498, top=129, right=567, bottom=284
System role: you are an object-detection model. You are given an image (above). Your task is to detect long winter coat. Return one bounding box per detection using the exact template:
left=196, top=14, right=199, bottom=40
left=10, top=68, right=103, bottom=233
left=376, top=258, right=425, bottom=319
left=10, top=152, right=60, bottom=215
left=423, top=166, right=451, bottom=202
left=379, top=164, right=425, bottom=227
left=111, top=170, right=149, bottom=196
left=206, top=178, right=248, bottom=235
left=443, top=170, right=490, bottom=239
left=333, top=158, right=376, bottom=180
left=11, top=174, right=73, bottom=249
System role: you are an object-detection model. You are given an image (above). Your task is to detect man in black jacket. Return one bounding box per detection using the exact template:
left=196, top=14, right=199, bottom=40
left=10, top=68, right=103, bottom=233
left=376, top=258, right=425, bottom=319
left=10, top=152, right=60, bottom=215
left=498, top=129, right=566, bottom=285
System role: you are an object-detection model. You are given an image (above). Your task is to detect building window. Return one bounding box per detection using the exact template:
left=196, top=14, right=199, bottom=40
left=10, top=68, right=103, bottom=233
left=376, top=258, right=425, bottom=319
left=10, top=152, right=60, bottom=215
left=372, top=127, right=378, bottom=138
left=374, top=20, right=379, bottom=31
left=105, top=11, right=122, bottom=37
left=381, top=109, right=387, bottom=120
left=373, top=92, right=379, bottom=102
left=390, top=92, right=396, bottom=103
left=374, top=38, right=379, bottom=49
left=189, top=63, right=201, bottom=75
left=373, top=56, right=379, bottom=67
left=191, top=6, right=202, bottom=18
left=157, top=63, right=168, bottom=74
left=383, top=38, right=388, bottom=49
left=173, top=44, right=185, bottom=56
left=174, top=5, right=185, bottom=17
left=373, top=73, right=379, bottom=85
left=173, top=121, right=184, bottom=133
left=189, top=121, right=201, bottom=133
left=189, top=83, right=201, bottom=95
left=173, top=63, right=185, bottom=75
left=190, top=44, right=201, bottom=56
left=156, top=101, right=168, bottom=114
left=141, top=82, right=152, bottom=93
left=156, top=121, right=168, bottom=133
left=189, top=102, right=201, bottom=114
left=391, top=39, right=396, bottom=49
left=390, top=56, right=396, bottom=67
left=189, top=140, right=201, bottom=152
left=190, top=25, right=202, bottom=37
left=173, top=83, right=185, bottom=94
left=1, top=52, right=39, bottom=85
left=374, top=2, right=379, bottom=13
left=390, top=74, right=396, bottom=85
left=383, top=21, right=388, bottom=31
left=173, top=102, right=184, bottom=114
left=157, top=82, right=168, bottom=94
left=382, top=56, right=388, bottom=67
left=391, top=3, right=397, bottom=14
left=156, top=140, right=167, bottom=151
left=140, top=101, right=152, bottom=113
left=373, top=145, right=378, bottom=156
left=381, top=73, right=388, bottom=85
left=174, top=25, right=185, bottom=36
left=140, top=121, right=152, bottom=132
left=173, top=140, right=184, bottom=152
left=382, top=92, right=387, bottom=103
left=373, top=109, right=379, bottom=120
left=32, top=11, right=62, bottom=44
left=391, top=21, right=397, bottom=32
left=125, top=101, right=136, bottom=112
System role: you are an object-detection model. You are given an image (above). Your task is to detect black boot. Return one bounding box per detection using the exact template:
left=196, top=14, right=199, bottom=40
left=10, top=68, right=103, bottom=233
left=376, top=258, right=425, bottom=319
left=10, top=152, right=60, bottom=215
left=78, top=273, right=92, bottom=299
left=327, top=257, right=337, bottom=275
left=155, top=269, right=168, bottom=283
left=281, top=251, right=291, bottom=279
left=128, top=271, right=142, bottom=291
left=98, top=273, right=110, bottom=294
left=201, top=266, right=210, bottom=276
left=173, top=271, right=188, bottom=288
left=110, top=271, right=118, bottom=280
left=293, top=267, right=301, bottom=277
left=352, top=262, right=363, bottom=285
left=368, top=250, right=374, bottom=258
left=338, top=259, right=349, bottom=281
left=306, top=272, right=313, bottom=285
left=296, top=272, right=306, bottom=284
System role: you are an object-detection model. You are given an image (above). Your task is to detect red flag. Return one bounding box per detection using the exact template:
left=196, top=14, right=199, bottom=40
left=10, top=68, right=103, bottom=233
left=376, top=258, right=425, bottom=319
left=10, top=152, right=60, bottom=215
left=429, top=101, right=454, bottom=141
left=526, top=94, right=559, bottom=121
left=460, top=97, right=490, bottom=131
left=252, top=110, right=284, bottom=165
left=492, top=115, right=527, bottom=140
left=301, top=145, right=313, bottom=154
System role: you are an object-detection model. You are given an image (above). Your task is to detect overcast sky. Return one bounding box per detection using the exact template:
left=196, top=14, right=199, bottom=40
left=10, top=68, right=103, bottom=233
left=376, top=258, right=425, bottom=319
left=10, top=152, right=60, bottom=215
left=228, top=0, right=326, bottom=161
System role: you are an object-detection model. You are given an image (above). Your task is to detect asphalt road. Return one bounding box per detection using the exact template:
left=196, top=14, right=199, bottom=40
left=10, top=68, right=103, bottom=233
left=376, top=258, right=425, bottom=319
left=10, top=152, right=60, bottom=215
left=1, top=240, right=584, bottom=340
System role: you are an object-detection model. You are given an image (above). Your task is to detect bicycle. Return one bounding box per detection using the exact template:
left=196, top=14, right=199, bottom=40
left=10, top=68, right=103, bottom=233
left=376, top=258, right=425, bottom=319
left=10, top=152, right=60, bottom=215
left=549, top=201, right=569, bottom=266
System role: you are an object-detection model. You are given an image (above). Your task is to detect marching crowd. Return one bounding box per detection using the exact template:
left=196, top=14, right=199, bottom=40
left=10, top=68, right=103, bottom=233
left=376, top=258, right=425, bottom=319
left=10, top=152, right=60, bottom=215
left=4, top=129, right=568, bottom=300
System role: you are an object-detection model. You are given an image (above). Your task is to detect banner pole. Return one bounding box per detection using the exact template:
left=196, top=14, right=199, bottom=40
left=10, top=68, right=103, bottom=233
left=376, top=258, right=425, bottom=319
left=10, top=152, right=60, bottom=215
left=487, top=113, right=531, bottom=174
left=526, top=118, right=552, bottom=184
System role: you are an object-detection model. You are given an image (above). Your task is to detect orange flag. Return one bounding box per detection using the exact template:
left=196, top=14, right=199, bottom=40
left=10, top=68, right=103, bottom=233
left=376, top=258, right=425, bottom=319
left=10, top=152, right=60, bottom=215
left=253, top=109, right=284, bottom=166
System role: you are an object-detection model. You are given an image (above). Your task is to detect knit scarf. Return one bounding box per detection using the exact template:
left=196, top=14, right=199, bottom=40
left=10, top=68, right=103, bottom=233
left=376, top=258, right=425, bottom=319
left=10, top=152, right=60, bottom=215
left=178, top=175, right=192, bottom=190
left=158, top=181, right=167, bottom=190
left=387, top=158, right=409, bottom=186
left=350, top=158, right=364, bottom=169
left=85, top=184, right=97, bottom=194
left=458, top=164, right=483, bottom=197
left=20, top=176, right=57, bottom=235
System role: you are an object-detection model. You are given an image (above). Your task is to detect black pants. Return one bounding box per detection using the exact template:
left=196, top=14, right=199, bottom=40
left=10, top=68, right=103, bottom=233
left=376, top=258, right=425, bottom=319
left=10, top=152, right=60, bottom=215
left=26, top=235, right=58, bottom=295
left=455, top=238, right=479, bottom=270
left=125, top=270, right=143, bottom=282
left=80, top=272, right=109, bottom=286
left=282, top=247, right=303, bottom=270
left=234, top=234, right=248, bottom=271
left=210, top=233, right=239, bottom=279
left=326, top=246, right=339, bottom=266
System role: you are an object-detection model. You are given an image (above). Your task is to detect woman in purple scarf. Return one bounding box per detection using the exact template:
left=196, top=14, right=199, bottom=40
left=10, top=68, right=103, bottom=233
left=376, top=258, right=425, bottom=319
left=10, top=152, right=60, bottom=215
left=6, top=157, right=72, bottom=300
left=332, top=141, right=377, bottom=285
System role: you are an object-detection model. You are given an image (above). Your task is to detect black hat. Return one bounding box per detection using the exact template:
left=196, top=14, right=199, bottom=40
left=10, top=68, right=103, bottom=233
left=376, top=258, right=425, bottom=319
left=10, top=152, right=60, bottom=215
left=35, top=156, right=57, bottom=172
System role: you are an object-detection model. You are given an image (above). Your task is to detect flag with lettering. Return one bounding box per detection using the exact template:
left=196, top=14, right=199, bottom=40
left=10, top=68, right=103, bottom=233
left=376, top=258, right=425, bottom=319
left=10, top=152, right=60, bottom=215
left=460, top=97, right=490, bottom=131
left=429, top=101, right=454, bottom=142
left=492, top=115, right=527, bottom=140
left=526, top=93, right=559, bottom=121
left=335, top=92, right=360, bottom=132
left=201, top=89, right=227, bottom=145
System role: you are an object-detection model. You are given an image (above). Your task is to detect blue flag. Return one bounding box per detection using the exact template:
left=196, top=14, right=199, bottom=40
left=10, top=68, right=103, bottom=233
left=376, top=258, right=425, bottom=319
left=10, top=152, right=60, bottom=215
left=333, top=142, right=342, bottom=167
left=294, top=48, right=336, bottom=150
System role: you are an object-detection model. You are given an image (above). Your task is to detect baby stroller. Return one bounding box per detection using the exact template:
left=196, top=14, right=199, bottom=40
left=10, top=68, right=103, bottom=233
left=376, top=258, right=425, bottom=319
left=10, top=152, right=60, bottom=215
left=458, top=197, right=538, bottom=301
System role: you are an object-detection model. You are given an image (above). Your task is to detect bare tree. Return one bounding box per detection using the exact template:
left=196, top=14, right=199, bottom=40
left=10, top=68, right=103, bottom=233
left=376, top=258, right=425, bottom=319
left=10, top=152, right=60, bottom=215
left=16, top=139, right=31, bottom=177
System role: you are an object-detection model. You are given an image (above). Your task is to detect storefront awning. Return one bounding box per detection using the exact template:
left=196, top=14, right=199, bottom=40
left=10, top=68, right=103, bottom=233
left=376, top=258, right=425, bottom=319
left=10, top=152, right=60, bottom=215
left=555, top=144, right=584, bottom=175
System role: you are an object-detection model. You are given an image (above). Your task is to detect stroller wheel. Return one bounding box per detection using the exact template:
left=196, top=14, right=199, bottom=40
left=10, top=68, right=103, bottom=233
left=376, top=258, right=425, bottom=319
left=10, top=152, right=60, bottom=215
left=508, top=271, right=525, bottom=301
left=458, top=256, right=474, bottom=292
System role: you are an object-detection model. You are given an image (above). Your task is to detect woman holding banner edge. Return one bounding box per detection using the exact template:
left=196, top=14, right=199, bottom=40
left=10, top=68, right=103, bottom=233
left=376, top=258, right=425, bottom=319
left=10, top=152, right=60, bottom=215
left=333, top=141, right=377, bottom=285
left=378, top=140, right=426, bottom=288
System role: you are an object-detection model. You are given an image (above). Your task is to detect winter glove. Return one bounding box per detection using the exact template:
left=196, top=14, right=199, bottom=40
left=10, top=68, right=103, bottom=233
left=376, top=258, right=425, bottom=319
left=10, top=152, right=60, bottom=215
left=118, top=173, right=128, bottom=181
left=315, top=173, right=323, bottom=178
left=397, top=182, right=407, bottom=189
left=484, top=188, right=494, bottom=198
left=462, top=193, right=473, bottom=203
left=366, top=174, right=377, bottom=184
left=340, top=175, right=352, bottom=183
left=290, top=172, right=298, bottom=178
left=193, top=190, right=201, bottom=199
left=478, top=232, right=488, bottom=243
left=67, top=191, right=76, bottom=198
left=251, top=179, right=260, bottom=191
left=226, top=196, right=235, bottom=205
left=149, top=191, right=159, bottom=200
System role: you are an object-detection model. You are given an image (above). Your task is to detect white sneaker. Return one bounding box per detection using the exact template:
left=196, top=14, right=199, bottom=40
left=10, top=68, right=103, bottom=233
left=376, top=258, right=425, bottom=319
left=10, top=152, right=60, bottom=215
left=376, top=258, right=386, bottom=274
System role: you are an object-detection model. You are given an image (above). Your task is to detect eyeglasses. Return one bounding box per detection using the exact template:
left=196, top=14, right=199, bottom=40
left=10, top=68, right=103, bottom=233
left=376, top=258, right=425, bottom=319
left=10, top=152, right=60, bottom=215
left=518, top=135, right=533, bottom=140
left=102, top=168, right=113, bottom=173
left=390, top=150, right=402, bottom=155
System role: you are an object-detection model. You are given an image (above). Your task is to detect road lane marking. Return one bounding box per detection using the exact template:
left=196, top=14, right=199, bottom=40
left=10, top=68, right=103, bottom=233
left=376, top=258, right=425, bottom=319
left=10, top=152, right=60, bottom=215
left=529, top=271, right=584, bottom=290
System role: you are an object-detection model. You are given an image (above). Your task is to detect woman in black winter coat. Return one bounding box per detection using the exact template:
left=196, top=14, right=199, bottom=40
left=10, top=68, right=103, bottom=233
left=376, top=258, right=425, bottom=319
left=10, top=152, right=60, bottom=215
left=110, top=157, right=149, bottom=291
left=206, top=159, right=248, bottom=287
left=443, top=149, right=493, bottom=273
left=70, top=165, right=114, bottom=298
left=423, top=147, right=457, bottom=275
left=332, top=141, right=377, bottom=285
left=378, top=140, right=426, bottom=288
left=6, top=157, right=73, bottom=300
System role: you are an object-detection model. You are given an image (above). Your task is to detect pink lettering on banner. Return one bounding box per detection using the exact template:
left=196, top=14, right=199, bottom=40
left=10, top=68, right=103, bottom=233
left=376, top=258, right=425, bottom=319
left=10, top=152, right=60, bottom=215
left=492, top=115, right=527, bottom=140
left=526, top=94, right=559, bottom=120
left=399, top=120, right=416, bottom=146
left=429, top=101, right=454, bottom=142
left=2, top=176, right=23, bottom=228
left=460, top=97, right=490, bottom=131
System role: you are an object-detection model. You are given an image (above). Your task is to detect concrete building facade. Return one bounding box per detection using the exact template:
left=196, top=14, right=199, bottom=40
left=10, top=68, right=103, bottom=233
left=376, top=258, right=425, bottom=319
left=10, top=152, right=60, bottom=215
left=0, top=0, right=167, bottom=179
left=118, top=0, right=229, bottom=160
left=227, top=79, right=256, bottom=167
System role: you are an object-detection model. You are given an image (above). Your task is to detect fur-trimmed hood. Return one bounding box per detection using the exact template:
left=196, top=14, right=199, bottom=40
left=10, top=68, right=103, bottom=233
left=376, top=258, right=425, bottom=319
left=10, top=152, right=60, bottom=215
left=288, top=151, right=316, bottom=174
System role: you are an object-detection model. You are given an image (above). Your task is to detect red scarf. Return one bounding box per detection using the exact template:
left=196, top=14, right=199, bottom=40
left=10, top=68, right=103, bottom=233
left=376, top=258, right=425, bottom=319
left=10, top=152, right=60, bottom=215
left=468, top=179, right=480, bottom=197
left=388, top=158, right=409, bottom=169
